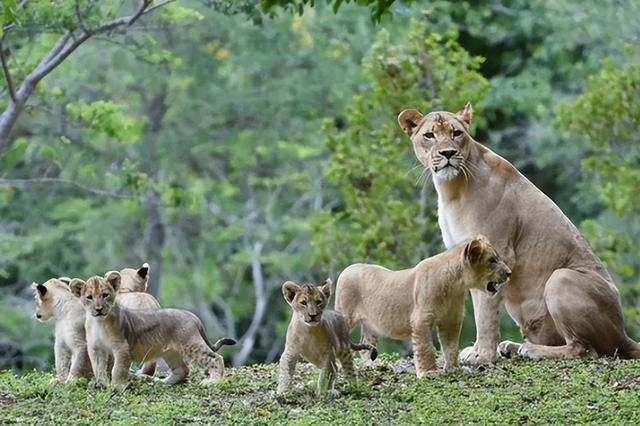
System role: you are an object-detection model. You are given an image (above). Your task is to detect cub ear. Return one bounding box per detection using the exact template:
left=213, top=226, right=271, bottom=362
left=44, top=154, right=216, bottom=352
left=397, top=109, right=424, bottom=137
left=69, top=279, right=86, bottom=298
left=32, top=282, right=47, bottom=297
left=464, top=236, right=486, bottom=264
left=105, top=271, right=121, bottom=293
left=282, top=281, right=301, bottom=305
left=137, top=262, right=150, bottom=280
left=58, top=277, right=71, bottom=285
left=319, top=278, right=332, bottom=300
left=456, top=102, right=473, bottom=126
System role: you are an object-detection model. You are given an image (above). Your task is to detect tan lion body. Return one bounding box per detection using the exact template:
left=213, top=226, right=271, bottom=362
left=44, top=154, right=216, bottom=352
left=70, top=273, right=235, bottom=389
left=277, top=279, right=376, bottom=396
left=398, top=104, right=640, bottom=362
left=32, top=279, right=92, bottom=383
left=336, top=237, right=510, bottom=377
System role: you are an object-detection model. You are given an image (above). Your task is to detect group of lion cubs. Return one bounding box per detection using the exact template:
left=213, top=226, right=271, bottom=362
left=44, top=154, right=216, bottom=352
left=33, top=232, right=510, bottom=396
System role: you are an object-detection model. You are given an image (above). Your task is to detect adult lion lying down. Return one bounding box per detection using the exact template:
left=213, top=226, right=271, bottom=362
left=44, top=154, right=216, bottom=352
left=397, top=102, right=640, bottom=363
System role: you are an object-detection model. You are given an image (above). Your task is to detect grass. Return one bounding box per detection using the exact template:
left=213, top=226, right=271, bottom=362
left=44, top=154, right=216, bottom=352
left=1, top=355, right=640, bottom=425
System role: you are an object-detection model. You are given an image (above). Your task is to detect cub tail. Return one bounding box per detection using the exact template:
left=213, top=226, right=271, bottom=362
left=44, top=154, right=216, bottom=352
left=211, top=337, right=237, bottom=352
left=350, top=342, right=378, bottom=361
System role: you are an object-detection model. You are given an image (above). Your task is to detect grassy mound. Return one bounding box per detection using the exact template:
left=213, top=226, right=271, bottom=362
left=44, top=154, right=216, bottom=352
left=1, top=355, right=639, bottom=424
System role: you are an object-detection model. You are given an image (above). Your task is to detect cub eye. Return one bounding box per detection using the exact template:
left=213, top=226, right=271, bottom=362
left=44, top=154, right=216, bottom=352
left=423, top=132, right=434, bottom=139
left=86, top=295, right=93, bottom=300
left=316, top=299, right=323, bottom=305
left=102, top=293, right=109, bottom=298
left=300, top=300, right=307, bottom=306
left=453, top=129, right=463, bottom=137
left=489, top=257, right=498, bottom=264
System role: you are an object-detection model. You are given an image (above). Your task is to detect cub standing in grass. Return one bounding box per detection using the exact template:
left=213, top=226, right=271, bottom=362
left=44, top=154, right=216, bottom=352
left=335, top=236, right=511, bottom=377
left=277, top=279, right=377, bottom=397
left=32, top=278, right=92, bottom=383
left=69, top=271, right=236, bottom=389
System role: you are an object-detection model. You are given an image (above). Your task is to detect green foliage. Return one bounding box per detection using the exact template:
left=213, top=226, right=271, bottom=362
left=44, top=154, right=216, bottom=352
left=313, top=22, right=489, bottom=270
left=2, top=358, right=640, bottom=424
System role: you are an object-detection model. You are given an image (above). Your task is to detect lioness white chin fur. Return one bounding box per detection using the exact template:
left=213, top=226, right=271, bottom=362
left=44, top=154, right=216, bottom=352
left=70, top=272, right=236, bottom=389
left=397, top=102, right=640, bottom=363
left=335, top=236, right=510, bottom=377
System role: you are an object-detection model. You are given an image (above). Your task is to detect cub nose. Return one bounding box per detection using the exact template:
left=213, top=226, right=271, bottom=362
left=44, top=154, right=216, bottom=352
left=309, top=314, right=319, bottom=320
left=95, top=307, right=104, bottom=313
left=36, top=314, right=42, bottom=319
left=439, top=149, right=458, bottom=159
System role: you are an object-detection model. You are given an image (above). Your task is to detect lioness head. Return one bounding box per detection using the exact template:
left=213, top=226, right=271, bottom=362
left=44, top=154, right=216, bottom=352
left=31, top=279, right=67, bottom=321
left=398, top=102, right=474, bottom=182
left=107, top=262, right=150, bottom=293
left=69, top=272, right=121, bottom=317
left=462, top=235, right=511, bottom=295
left=282, top=279, right=332, bottom=326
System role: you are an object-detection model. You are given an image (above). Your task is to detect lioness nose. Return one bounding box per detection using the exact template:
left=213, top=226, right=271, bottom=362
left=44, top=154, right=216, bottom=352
left=439, top=149, right=458, bottom=159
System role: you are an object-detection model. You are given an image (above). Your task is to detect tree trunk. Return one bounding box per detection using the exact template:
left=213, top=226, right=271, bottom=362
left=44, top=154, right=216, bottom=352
left=143, top=189, right=165, bottom=297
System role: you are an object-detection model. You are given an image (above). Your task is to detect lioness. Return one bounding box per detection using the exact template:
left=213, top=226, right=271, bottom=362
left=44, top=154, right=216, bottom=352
left=277, top=279, right=377, bottom=396
left=397, top=102, right=640, bottom=363
left=336, top=236, right=510, bottom=377
left=69, top=272, right=236, bottom=389
left=32, top=278, right=92, bottom=383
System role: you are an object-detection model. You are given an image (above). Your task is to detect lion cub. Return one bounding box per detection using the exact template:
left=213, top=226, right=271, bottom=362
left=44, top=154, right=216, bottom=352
left=277, top=279, right=377, bottom=396
left=32, top=278, right=91, bottom=383
left=70, top=272, right=236, bottom=389
left=335, top=235, right=511, bottom=377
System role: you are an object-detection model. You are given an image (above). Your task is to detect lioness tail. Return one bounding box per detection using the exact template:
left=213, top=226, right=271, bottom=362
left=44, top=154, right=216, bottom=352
left=350, top=342, right=378, bottom=361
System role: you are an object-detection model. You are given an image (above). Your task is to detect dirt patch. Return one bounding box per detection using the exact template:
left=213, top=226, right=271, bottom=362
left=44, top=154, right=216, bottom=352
left=0, top=392, right=16, bottom=406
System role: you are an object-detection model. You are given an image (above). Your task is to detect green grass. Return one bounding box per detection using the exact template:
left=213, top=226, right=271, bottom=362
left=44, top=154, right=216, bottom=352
left=1, top=355, right=640, bottom=425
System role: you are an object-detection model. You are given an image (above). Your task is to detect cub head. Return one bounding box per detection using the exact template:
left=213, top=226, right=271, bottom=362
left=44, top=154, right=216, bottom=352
left=69, top=272, right=121, bottom=317
left=31, top=278, right=68, bottom=321
left=398, top=102, right=474, bottom=182
left=462, top=235, right=511, bottom=295
left=282, top=279, right=332, bottom=326
left=108, top=262, right=150, bottom=293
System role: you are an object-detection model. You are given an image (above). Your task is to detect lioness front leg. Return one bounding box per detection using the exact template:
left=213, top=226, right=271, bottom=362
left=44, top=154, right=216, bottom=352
left=411, top=314, right=437, bottom=378
left=460, top=289, right=503, bottom=366
left=277, top=350, right=298, bottom=394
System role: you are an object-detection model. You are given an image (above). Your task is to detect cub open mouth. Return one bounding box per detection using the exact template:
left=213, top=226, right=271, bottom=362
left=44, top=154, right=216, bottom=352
left=486, top=281, right=506, bottom=294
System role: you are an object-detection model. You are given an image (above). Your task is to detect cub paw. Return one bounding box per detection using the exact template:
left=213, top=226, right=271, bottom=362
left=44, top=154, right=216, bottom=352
left=498, top=340, right=522, bottom=358
left=459, top=345, right=498, bottom=366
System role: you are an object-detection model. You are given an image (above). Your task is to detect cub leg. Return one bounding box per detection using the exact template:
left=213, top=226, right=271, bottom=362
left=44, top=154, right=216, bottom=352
left=181, top=339, right=226, bottom=384
left=277, top=349, right=298, bottom=394
left=161, top=350, right=189, bottom=384
left=52, top=340, right=71, bottom=383
left=67, top=344, right=91, bottom=381
left=110, top=344, right=132, bottom=389
left=338, top=351, right=355, bottom=382
left=411, top=313, right=437, bottom=378
left=438, top=307, right=464, bottom=372
left=140, top=361, right=157, bottom=377
left=88, top=343, right=111, bottom=387
left=317, top=360, right=338, bottom=397
left=360, top=321, right=379, bottom=362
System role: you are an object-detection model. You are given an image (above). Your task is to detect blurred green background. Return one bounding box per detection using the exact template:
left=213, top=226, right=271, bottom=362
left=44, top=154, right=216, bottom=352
left=0, top=0, right=638, bottom=371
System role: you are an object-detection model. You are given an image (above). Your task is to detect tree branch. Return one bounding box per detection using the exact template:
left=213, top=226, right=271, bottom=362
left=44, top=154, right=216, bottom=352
left=0, top=38, right=16, bottom=102
left=0, top=178, right=130, bottom=199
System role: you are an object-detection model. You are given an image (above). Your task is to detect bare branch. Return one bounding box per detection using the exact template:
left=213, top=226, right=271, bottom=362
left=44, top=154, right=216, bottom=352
left=74, top=0, right=89, bottom=33
left=0, top=39, right=16, bottom=102
left=0, top=178, right=131, bottom=199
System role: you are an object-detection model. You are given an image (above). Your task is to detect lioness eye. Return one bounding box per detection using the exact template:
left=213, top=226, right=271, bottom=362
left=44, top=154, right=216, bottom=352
left=86, top=295, right=93, bottom=300
left=453, top=129, right=463, bottom=137
left=423, top=132, right=434, bottom=139
left=300, top=300, right=307, bottom=306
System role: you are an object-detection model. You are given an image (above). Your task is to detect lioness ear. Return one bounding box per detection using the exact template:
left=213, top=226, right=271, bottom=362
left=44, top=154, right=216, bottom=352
left=105, top=271, right=121, bottom=293
left=69, top=279, right=86, bottom=298
left=282, top=281, right=301, bottom=305
left=464, top=238, right=485, bottom=264
left=397, top=109, right=424, bottom=137
left=319, top=278, right=332, bottom=300
left=32, top=282, right=47, bottom=297
left=456, top=102, right=473, bottom=126
left=137, top=262, right=150, bottom=280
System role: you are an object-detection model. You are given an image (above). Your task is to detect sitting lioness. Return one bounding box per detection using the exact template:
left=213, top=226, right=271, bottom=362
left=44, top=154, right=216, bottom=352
left=335, top=236, right=511, bottom=377
left=69, top=272, right=236, bottom=389
left=32, top=278, right=92, bottom=383
left=277, top=279, right=377, bottom=396
left=397, top=102, right=640, bottom=362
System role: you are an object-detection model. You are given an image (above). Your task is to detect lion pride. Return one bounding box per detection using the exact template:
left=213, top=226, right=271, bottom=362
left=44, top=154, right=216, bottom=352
left=397, top=102, right=640, bottom=363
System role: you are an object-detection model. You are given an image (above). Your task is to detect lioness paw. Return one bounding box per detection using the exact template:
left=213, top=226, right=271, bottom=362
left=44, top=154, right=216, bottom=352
left=498, top=340, right=522, bottom=358
left=459, top=345, right=497, bottom=366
